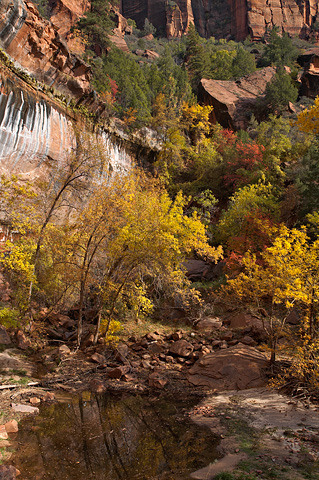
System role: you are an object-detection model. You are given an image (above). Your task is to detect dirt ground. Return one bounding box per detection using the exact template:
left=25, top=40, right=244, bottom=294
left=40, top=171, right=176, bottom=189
left=190, top=388, right=319, bottom=479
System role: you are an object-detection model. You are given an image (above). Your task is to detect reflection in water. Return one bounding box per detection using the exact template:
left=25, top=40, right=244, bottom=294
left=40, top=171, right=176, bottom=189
left=12, top=393, right=219, bottom=480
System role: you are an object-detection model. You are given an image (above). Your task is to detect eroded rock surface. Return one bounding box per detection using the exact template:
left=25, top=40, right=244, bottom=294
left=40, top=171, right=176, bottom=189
left=0, top=0, right=91, bottom=98
left=121, top=0, right=319, bottom=40
left=188, top=344, right=268, bottom=390
left=0, top=68, right=132, bottom=173
left=299, top=48, right=319, bottom=98
left=199, top=67, right=276, bottom=130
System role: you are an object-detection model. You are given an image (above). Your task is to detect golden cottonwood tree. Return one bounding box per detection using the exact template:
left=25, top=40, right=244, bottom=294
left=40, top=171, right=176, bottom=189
left=1, top=134, right=108, bottom=312
left=65, top=169, right=222, bottom=344
left=296, top=97, right=319, bottom=134
left=224, top=225, right=319, bottom=362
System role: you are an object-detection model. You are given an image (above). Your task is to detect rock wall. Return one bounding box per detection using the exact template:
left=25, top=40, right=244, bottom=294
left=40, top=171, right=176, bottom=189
left=0, top=65, right=132, bottom=176
left=121, top=0, right=319, bottom=40
left=244, top=0, right=319, bottom=40
left=0, top=0, right=91, bottom=99
left=121, top=0, right=193, bottom=36
left=49, top=0, right=90, bottom=39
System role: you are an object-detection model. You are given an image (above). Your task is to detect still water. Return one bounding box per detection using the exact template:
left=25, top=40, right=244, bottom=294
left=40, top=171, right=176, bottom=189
left=12, top=393, right=219, bottom=480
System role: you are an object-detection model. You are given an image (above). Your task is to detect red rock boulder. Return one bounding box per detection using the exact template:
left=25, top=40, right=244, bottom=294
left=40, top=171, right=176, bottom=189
left=187, top=344, right=268, bottom=390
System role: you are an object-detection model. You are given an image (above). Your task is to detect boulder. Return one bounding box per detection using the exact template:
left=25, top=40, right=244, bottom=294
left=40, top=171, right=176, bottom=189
left=148, top=372, right=167, bottom=389
left=107, top=365, right=130, bottom=379
left=58, top=345, right=71, bottom=356
left=299, top=49, right=319, bottom=99
left=198, top=67, right=276, bottom=130
left=42, top=392, right=55, bottom=402
left=169, top=340, right=193, bottom=358
left=0, top=426, right=8, bottom=440
left=183, top=259, right=225, bottom=282
left=226, top=312, right=268, bottom=342
left=142, top=33, right=154, bottom=40
left=91, top=353, right=106, bottom=365
left=286, top=309, right=300, bottom=325
left=4, top=420, right=18, bottom=434
left=0, top=351, right=34, bottom=376
left=16, top=330, right=31, bottom=350
left=187, top=344, right=268, bottom=390
left=240, top=335, right=257, bottom=346
left=114, top=344, right=129, bottom=363
left=148, top=342, right=164, bottom=355
left=144, top=332, right=163, bottom=341
left=0, top=465, right=20, bottom=479
left=89, top=379, right=107, bottom=394
left=0, top=325, right=11, bottom=345
left=143, top=49, right=160, bottom=60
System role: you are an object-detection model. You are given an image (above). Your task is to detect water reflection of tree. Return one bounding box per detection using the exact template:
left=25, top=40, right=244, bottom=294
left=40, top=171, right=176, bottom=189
left=13, top=393, right=218, bottom=480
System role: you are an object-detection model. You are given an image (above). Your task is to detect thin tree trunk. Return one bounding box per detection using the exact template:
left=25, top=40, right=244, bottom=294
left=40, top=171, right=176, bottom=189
left=93, top=309, right=102, bottom=345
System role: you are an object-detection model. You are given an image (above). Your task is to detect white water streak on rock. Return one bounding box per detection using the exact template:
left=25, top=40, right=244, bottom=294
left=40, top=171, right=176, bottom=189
left=0, top=87, right=132, bottom=175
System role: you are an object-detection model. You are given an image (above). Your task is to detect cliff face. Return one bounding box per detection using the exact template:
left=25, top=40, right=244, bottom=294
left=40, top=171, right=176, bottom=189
left=121, top=0, right=319, bottom=40
left=0, top=64, right=133, bottom=175
left=49, top=0, right=90, bottom=39
left=0, top=68, right=132, bottom=174
left=0, top=0, right=91, bottom=98
left=245, top=0, right=319, bottom=40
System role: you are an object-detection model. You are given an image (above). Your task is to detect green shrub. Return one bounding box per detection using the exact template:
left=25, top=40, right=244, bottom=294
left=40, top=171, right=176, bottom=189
left=0, top=307, right=19, bottom=328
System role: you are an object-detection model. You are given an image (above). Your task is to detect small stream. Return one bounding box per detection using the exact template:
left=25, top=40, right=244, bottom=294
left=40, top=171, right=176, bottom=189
left=11, top=392, right=219, bottom=480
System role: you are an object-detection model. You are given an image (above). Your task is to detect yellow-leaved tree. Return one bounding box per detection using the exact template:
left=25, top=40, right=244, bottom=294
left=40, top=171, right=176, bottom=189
left=223, top=225, right=319, bottom=365
left=49, top=169, right=223, bottom=345
left=296, top=97, right=319, bottom=134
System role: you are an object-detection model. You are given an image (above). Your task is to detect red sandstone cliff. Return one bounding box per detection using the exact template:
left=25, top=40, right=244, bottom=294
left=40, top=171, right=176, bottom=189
left=49, top=0, right=90, bottom=38
left=0, top=0, right=92, bottom=98
left=121, top=0, right=319, bottom=40
left=49, top=0, right=130, bottom=53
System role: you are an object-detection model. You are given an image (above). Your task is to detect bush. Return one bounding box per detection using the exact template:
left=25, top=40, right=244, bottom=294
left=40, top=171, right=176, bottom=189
left=0, top=307, right=19, bottom=329
left=264, top=68, right=298, bottom=114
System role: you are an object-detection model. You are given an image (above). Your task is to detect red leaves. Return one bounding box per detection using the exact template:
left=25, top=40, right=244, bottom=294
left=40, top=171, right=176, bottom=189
left=223, top=140, right=266, bottom=190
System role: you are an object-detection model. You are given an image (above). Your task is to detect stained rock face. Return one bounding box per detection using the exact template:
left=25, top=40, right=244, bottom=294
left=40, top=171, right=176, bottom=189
left=121, top=0, right=193, bottom=37
left=0, top=69, right=132, bottom=173
left=245, top=0, right=319, bottom=40
left=198, top=67, right=276, bottom=130
left=187, top=343, right=268, bottom=390
left=0, top=71, right=75, bottom=173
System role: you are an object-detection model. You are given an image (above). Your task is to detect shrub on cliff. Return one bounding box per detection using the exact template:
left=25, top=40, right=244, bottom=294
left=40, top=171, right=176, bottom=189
left=77, top=0, right=118, bottom=52
left=260, top=28, right=299, bottom=68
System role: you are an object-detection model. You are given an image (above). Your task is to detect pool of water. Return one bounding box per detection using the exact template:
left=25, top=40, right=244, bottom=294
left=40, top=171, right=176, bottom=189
left=11, top=392, right=219, bottom=480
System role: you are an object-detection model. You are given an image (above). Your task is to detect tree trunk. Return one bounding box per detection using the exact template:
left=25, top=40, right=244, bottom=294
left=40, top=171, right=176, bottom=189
left=93, top=309, right=102, bottom=345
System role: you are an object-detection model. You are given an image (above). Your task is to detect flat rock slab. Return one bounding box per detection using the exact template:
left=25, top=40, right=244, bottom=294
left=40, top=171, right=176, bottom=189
left=11, top=404, right=39, bottom=414
left=211, top=388, right=319, bottom=434
left=195, top=317, right=223, bottom=331
left=187, top=344, right=268, bottom=390
left=191, top=452, right=247, bottom=479
left=0, top=350, right=34, bottom=376
left=169, top=340, right=193, bottom=358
